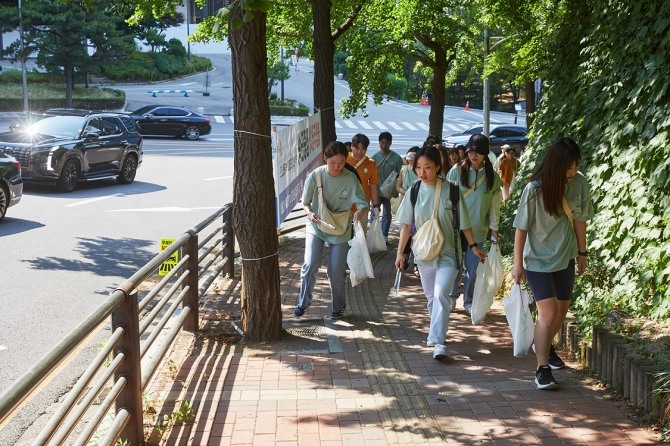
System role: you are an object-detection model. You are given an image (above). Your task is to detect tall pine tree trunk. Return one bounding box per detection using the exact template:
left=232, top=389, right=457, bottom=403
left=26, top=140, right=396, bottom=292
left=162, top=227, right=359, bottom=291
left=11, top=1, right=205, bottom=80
left=428, top=49, right=447, bottom=141
left=310, top=0, right=337, bottom=148
left=229, top=9, right=282, bottom=342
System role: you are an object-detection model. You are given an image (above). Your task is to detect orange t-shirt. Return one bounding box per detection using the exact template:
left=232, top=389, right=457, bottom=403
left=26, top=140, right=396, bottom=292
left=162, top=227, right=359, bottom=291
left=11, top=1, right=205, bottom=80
left=347, top=153, right=379, bottom=210
left=499, top=158, right=520, bottom=185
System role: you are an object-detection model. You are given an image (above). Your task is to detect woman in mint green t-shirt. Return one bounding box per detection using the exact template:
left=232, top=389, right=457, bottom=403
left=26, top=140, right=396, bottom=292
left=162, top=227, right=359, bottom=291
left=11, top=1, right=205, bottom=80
left=512, top=137, right=593, bottom=390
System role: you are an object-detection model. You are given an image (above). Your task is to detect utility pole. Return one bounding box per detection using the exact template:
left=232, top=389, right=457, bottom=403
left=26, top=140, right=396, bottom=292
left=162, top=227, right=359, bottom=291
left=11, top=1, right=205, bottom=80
left=18, top=0, right=29, bottom=115
left=185, top=0, right=191, bottom=61
left=483, top=29, right=490, bottom=137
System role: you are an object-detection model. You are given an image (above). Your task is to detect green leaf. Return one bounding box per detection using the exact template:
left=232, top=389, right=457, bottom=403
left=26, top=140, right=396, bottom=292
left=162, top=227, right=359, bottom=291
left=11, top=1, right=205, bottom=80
left=243, top=9, right=255, bottom=22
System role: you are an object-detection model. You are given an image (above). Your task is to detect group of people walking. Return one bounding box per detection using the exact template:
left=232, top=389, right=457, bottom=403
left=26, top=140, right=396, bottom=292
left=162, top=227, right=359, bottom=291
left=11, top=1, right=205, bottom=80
left=294, top=130, right=593, bottom=390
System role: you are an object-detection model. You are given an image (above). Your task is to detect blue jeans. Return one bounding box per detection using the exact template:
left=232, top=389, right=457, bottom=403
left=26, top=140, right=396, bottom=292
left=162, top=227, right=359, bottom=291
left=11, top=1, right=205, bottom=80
left=449, top=244, right=481, bottom=309
left=417, top=264, right=458, bottom=344
left=377, top=195, right=393, bottom=239
left=296, top=232, right=349, bottom=313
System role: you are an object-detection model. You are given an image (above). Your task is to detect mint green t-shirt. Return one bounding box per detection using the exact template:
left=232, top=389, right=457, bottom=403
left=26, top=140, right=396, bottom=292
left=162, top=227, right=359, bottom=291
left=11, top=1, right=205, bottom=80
left=371, top=150, right=404, bottom=198
left=396, top=179, right=472, bottom=268
left=303, top=166, right=368, bottom=244
left=513, top=172, right=594, bottom=272
left=401, top=164, right=419, bottom=191
left=446, top=165, right=502, bottom=243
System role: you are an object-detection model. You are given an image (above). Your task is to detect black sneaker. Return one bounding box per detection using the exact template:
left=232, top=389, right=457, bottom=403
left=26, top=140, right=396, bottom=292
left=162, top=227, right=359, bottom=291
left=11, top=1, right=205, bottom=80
left=548, top=345, right=566, bottom=370
left=535, top=365, right=558, bottom=390
left=293, top=307, right=306, bottom=317
left=330, top=310, right=345, bottom=319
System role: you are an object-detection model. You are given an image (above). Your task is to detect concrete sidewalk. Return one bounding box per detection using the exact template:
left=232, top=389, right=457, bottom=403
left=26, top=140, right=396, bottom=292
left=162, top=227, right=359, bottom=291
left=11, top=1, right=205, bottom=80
left=145, top=227, right=661, bottom=445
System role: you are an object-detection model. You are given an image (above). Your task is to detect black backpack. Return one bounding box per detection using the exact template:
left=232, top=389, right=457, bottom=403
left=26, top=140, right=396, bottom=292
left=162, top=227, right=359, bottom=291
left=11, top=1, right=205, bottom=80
left=409, top=179, right=467, bottom=265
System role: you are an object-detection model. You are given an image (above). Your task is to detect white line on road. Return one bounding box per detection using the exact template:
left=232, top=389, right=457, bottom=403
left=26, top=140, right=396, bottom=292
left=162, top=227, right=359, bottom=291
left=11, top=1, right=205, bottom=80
left=343, top=120, right=357, bottom=129
left=110, top=207, right=221, bottom=212
left=214, top=115, right=226, bottom=123
left=416, top=123, right=430, bottom=131
left=357, top=120, right=373, bottom=129
left=204, top=175, right=233, bottom=181
left=179, top=82, right=197, bottom=86
left=66, top=194, right=124, bottom=207
left=401, top=122, right=417, bottom=130
left=335, top=121, right=343, bottom=129
left=372, top=121, right=388, bottom=129
left=387, top=122, right=404, bottom=130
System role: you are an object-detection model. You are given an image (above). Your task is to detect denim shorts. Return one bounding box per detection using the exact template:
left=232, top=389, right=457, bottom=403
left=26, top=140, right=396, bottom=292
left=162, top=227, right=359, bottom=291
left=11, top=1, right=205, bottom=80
left=525, top=259, right=575, bottom=301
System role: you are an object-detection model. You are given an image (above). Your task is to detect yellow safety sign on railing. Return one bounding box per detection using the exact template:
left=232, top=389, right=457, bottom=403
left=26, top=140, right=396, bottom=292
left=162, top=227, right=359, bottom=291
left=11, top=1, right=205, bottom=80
left=159, top=238, right=179, bottom=276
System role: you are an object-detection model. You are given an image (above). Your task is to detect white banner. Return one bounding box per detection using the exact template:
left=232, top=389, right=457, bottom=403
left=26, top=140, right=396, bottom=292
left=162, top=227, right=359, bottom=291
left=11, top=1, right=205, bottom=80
left=273, top=113, right=323, bottom=226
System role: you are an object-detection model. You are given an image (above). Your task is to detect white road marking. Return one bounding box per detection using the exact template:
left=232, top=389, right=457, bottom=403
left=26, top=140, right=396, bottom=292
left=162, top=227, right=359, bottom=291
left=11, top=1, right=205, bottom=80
left=416, top=123, right=430, bottom=131
left=214, top=115, right=225, bottom=123
left=110, top=207, right=221, bottom=212
left=179, top=82, right=197, bottom=86
left=335, top=121, right=343, bottom=129
left=445, top=123, right=463, bottom=132
left=66, top=194, right=124, bottom=207
left=357, top=120, right=373, bottom=129
left=204, top=175, right=233, bottom=181
left=387, top=121, right=404, bottom=130
left=372, top=121, right=388, bottom=129
left=343, top=120, right=357, bottom=129
left=401, top=122, right=417, bottom=130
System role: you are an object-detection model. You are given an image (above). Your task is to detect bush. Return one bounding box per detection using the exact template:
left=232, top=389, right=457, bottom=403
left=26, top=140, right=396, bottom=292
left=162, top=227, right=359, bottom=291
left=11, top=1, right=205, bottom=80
left=0, top=85, right=124, bottom=111
left=384, top=73, right=408, bottom=101
left=268, top=99, right=308, bottom=116
left=98, top=51, right=212, bottom=82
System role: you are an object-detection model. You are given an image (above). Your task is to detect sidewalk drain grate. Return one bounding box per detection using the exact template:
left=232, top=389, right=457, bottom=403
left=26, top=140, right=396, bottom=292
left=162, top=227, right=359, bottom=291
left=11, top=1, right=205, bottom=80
left=285, top=324, right=326, bottom=341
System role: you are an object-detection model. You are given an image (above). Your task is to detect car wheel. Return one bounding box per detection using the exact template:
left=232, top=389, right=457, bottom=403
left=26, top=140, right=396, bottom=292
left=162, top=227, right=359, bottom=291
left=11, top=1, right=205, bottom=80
left=117, top=155, right=138, bottom=184
left=0, top=184, right=8, bottom=222
left=185, top=126, right=200, bottom=140
left=57, top=159, right=80, bottom=193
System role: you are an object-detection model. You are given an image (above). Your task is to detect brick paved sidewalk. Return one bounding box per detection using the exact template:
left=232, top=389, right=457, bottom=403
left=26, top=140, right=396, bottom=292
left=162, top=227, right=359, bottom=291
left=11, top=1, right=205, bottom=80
left=145, top=228, right=662, bottom=445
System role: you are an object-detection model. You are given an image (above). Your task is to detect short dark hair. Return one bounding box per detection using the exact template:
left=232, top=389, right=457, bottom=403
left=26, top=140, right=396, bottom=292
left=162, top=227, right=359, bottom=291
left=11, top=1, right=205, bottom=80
left=351, top=133, right=370, bottom=149
left=379, top=131, right=392, bottom=143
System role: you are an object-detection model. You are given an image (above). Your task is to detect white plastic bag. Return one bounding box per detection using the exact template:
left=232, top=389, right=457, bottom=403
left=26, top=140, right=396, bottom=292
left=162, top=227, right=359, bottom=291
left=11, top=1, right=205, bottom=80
left=366, top=218, right=387, bottom=253
left=379, top=171, right=399, bottom=199
left=470, top=244, right=503, bottom=324
left=503, top=283, right=535, bottom=357
left=347, top=221, right=375, bottom=286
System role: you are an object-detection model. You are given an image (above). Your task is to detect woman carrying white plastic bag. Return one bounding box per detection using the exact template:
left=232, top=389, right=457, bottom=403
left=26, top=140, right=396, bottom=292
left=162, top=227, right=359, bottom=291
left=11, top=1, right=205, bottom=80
left=512, top=137, right=593, bottom=390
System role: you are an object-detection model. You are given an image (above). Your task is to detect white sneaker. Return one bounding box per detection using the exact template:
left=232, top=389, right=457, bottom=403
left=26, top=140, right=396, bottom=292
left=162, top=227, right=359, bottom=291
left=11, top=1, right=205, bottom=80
left=433, top=344, right=448, bottom=360
left=426, top=340, right=436, bottom=347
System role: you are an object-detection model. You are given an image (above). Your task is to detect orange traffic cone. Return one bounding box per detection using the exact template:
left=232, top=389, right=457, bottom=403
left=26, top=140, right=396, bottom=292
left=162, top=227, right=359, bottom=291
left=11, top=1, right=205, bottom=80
left=465, top=101, right=470, bottom=111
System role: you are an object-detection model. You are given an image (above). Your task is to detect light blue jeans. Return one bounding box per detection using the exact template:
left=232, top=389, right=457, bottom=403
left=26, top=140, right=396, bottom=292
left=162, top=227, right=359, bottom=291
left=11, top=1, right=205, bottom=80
left=418, top=263, right=458, bottom=345
left=450, top=244, right=481, bottom=309
left=296, top=232, right=349, bottom=313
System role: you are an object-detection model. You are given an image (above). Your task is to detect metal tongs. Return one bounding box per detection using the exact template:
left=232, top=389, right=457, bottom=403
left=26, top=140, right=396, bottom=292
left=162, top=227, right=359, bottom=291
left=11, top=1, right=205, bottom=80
left=393, top=268, right=401, bottom=296
left=314, top=217, right=336, bottom=230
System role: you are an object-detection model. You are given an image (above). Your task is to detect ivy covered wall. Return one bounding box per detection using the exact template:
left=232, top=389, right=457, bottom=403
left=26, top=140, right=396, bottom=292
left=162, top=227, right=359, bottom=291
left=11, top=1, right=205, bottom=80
left=500, top=1, right=670, bottom=328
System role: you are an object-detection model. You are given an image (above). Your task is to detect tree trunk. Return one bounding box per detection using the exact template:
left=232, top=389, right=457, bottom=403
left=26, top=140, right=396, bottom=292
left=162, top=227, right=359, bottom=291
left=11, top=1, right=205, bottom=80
left=310, top=0, right=337, bottom=148
left=65, top=62, right=74, bottom=108
left=525, top=79, right=536, bottom=130
left=229, top=9, right=283, bottom=342
left=428, top=49, right=447, bottom=141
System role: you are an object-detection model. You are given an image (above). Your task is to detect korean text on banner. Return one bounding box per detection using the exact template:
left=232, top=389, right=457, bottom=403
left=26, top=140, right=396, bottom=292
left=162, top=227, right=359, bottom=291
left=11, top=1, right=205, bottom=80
left=272, top=113, right=323, bottom=226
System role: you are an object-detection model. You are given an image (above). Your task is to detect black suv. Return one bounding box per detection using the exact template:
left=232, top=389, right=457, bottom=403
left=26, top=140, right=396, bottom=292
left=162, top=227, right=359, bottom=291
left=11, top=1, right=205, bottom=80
left=443, top=124, right=528, bottom=156
left=0, top=110, right=143, bottom=192
left=0, top=152, right=22, bottom=221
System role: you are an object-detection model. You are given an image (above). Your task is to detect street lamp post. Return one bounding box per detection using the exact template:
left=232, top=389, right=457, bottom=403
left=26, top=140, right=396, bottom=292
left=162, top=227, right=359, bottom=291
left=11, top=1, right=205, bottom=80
left=18, top=0, right=29, bottom=115
left=483, top=29, right=490, bottom=137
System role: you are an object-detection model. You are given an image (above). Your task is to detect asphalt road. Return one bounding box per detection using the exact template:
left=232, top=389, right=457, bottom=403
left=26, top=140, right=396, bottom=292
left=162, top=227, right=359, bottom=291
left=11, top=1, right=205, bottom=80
left=0, top=54, right=524, bottom=443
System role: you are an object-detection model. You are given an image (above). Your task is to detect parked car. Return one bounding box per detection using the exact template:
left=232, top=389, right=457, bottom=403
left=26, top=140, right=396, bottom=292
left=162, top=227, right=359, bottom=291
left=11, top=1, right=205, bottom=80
left=0, top=111, right=143, bottom=192
left=128, top=105, right=211, bottom=140
left=443, top=124, right=528, bottom=156
left=0, top=153, right=22, bottom=221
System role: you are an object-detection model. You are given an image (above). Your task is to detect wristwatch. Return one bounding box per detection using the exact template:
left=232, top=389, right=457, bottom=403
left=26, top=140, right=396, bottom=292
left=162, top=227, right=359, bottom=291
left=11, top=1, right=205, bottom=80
left=469, top=243, right=478, bottom=249
left=578, top=251, right=588, bottom=257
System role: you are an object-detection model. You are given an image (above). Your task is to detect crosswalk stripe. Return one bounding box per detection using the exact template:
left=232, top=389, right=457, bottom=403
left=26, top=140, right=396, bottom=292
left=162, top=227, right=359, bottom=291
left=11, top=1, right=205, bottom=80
left=416, top=122, right=430, bottom=131
left=335, top=121, right=343, bottom=129
left=445, top=123, right=462, bottom=132
left=357, top=120, right=373, bottom=129
left=372, top=121, right=387, bottom=129
left=214, top=115, right=225, bottom=123
left=229, top=116, right=234, bottom=124
left=402, top=122, right=417, bottom=130
left=387, top=121, right=404, bottom=130
left=343, top=120, right=357, bottom=129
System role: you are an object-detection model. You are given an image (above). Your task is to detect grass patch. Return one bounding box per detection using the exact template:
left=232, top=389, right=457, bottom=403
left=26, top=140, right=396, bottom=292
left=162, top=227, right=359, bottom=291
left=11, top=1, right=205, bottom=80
left=0, top=79, right=125, bottom=111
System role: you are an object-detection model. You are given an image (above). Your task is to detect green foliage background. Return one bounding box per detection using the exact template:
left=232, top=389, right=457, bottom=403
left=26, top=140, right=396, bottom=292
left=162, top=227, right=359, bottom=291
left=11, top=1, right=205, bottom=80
left=499, top=0, right=670, bottom=333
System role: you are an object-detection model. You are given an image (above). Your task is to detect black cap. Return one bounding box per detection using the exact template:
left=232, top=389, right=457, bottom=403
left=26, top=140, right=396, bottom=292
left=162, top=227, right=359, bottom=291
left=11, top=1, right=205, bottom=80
left=465, top=134, right=490, bottom=156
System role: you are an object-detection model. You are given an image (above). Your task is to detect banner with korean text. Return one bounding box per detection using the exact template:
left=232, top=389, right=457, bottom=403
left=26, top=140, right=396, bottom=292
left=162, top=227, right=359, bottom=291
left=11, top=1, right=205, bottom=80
left=272, top=113, right=323, bottom=226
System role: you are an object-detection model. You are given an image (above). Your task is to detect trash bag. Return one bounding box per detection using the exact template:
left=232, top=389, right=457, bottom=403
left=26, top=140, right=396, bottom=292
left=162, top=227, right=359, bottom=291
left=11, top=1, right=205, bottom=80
left=366, top=217, right=387, bottom=253
left=503, top=283, right=535, bottom=357
left=470, top=244, right=503, bottom=325
left=347, top=221, right=375, bottom=286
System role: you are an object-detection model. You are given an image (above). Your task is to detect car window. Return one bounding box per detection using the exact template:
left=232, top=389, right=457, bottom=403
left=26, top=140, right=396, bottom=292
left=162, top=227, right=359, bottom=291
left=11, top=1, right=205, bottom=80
left=118, top=116, right=138, bottom=132
left=491, top=127, right=526, bottom=137
left=165, top=108, right=189, bottom=117
left=84, top=118, right=103, bottom=134
left=100, top=117, right=122, bottom=136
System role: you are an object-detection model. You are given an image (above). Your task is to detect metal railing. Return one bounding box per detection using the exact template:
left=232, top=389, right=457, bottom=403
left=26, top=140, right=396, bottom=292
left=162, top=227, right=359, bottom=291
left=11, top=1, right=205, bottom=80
left=0, top=204, right=235, bottom=445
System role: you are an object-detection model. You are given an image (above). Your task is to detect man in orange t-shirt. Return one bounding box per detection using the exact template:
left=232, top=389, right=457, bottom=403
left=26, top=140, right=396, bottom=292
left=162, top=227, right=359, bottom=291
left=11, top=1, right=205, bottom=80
left=347, top=133, right=380, bottom=232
